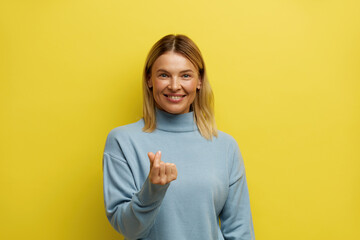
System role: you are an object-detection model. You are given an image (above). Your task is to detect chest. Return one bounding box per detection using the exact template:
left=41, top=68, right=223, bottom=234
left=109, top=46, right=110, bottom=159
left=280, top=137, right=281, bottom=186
left=126, top=132, right=230, bottom=212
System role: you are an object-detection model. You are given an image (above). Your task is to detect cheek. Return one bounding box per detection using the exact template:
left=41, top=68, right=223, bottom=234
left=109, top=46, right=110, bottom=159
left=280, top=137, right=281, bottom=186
left=184, top=80, right=199, bottom=92
left=153, top=79, right=167, bottom=90
left=152, top=82, right=168, bottom=102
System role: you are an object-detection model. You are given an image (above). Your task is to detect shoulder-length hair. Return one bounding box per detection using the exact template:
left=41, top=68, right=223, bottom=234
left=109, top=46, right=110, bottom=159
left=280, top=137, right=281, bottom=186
left=142, top=34, right=218, bottom=140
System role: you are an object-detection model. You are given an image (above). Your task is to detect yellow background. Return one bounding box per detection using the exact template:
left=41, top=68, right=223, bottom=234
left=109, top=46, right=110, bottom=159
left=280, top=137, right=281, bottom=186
left=1, top=0, right=359, bottom=239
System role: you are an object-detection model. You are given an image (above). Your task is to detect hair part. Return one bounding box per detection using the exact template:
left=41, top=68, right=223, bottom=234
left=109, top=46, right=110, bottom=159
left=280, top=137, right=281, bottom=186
left=142, top=34, right=218, bottom=140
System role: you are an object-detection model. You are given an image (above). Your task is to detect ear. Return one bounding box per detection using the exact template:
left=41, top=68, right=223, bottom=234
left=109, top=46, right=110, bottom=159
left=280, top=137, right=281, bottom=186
left=197, top=77, right=202, bottom=90
left=147, top=75, right=153, bottom=88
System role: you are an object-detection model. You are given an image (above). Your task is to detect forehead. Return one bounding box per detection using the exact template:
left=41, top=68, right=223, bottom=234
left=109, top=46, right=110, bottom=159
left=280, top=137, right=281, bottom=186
left=152, top=52, right=197, bottom=72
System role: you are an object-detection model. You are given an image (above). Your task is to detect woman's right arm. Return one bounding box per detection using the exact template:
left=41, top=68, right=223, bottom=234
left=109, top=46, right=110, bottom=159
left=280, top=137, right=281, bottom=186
left=103, top=152, right=168, bottom=239
left=102, top=131, right=177, bottom=239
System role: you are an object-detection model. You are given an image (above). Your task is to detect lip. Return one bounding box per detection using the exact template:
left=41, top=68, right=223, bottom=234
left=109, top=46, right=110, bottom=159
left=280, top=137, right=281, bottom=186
left=163, top=94, right=186, bottom=103
left=164, top=93, right=186, bottom=97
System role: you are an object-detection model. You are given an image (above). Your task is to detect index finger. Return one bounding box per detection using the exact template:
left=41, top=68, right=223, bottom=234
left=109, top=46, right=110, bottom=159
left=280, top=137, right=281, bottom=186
left=154, top=151, right=161, bottom=167
left=148, top=152, right=155, bottom=168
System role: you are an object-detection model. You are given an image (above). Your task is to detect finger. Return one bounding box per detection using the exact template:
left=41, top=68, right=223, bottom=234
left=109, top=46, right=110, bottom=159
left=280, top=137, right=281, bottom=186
left=159, top=162, right=166, bottom=184
left=151, top=152, right=160, bottom=179
left=165, top=163, right=172, bottom=182
left=148, top=152, right=155, bottom=168
left=154, top=151, right=161, bottom=167
left=171, top=164, right=178, bottom=180
left=151, top=165, right=159, bottom=181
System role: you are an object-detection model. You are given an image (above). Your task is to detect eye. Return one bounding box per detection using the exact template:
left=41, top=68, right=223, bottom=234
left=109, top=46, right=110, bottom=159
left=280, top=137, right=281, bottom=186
left=159, top=73, right=168, bottom=78
left=183, top=74, right=191, bottom=78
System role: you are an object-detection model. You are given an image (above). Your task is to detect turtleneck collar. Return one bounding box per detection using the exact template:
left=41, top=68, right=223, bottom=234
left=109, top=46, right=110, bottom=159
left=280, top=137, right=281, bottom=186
left=155, top=107, right=198, bottom=132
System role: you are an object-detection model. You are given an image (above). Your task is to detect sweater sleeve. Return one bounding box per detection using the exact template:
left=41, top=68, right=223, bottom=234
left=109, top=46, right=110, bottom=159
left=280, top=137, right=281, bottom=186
left=102, top=132, right=169, bottom=239
left=219, top=140, right=255, bottom=240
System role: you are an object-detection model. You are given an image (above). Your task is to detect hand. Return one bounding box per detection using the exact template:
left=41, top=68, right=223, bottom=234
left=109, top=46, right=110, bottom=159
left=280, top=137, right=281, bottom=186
left=148, top=151, right=177, bottom=185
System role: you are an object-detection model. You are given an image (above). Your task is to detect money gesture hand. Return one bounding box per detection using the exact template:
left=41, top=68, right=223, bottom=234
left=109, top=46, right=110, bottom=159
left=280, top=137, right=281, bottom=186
left=148, top=151, right=177, bottom=185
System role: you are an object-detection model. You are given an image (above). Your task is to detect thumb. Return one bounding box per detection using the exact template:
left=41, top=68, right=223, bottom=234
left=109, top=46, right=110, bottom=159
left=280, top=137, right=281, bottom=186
left=148, top=152, right=155, bottom=168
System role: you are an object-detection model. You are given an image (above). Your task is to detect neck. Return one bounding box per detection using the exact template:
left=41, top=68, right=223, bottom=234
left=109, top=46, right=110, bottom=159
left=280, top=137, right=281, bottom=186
left=155, top=107, right=198, bottom=132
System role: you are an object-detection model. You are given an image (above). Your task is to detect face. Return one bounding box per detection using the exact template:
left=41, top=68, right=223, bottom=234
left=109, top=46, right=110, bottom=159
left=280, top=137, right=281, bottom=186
left=147, top=51, right=201, bottom=115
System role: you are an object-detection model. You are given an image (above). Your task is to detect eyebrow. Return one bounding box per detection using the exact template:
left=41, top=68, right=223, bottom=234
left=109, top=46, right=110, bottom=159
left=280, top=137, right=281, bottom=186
left=156, top=69, right=194, bottom=73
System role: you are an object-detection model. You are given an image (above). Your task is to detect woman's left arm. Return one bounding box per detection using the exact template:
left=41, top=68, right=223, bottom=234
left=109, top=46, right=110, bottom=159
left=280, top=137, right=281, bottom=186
left=219, top=140, right=255, bottom=240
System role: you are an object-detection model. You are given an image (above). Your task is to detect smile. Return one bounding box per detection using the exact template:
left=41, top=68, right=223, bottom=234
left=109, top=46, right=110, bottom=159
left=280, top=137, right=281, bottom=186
left=164, top=94, right=186, bottom=102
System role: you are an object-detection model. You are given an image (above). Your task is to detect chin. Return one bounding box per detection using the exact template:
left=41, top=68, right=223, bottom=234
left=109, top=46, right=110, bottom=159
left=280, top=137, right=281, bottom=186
left=160, top=105, right=189, bottom=114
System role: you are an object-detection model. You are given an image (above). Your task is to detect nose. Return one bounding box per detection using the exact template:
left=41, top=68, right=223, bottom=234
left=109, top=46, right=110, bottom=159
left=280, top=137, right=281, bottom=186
left=168, top=77, right=181, bottom=91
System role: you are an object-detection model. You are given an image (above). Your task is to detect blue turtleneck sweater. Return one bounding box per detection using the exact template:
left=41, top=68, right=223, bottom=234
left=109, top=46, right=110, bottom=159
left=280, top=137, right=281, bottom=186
left=102, top=108, right=255, bottom=240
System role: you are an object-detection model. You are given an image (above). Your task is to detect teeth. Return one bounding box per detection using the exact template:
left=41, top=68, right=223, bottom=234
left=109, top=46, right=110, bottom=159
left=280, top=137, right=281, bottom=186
left=168, top=95, right=183, bottom=100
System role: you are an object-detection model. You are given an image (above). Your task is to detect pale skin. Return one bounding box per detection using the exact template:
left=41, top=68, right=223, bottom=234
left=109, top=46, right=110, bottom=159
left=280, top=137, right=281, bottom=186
left=146, top=51, right=202, bottom=185
left=148, top=151, right=177, bottom=185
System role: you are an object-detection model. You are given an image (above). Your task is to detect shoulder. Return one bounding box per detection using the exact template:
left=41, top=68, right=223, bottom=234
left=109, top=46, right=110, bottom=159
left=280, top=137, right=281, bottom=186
left=107, top=118, right=144, bottom=139
left=104, top=118, right=144, bottom=152
left=215, top=130, right=240, bottom=149
left=215, top=130, right=244, bottom=164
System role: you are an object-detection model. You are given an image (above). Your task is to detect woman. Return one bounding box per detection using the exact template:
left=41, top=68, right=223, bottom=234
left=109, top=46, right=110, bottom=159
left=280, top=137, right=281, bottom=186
left=103, top=34, right=255, bottom=240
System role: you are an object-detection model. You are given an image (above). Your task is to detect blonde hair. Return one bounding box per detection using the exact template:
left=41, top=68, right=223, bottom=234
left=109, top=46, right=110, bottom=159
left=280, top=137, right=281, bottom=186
left=142, top=34, right=218, bottom=140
